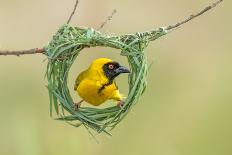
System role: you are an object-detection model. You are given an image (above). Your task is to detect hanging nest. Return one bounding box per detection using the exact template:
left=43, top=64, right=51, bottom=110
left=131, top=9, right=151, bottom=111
left=45, top=24, right=168, bottom=135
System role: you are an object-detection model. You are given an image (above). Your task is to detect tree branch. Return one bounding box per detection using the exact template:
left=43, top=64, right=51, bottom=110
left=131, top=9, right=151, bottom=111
left=0, top=0, right=223, bottom=56
left=166, top=0, right=223, bottom=31
left=97, top=9, right=117, bottom=30
left=0, top=48, right=45, bottom=56
left=67, top=0, right=79, bottom=24
left=0, top=0, right=79, bottom=57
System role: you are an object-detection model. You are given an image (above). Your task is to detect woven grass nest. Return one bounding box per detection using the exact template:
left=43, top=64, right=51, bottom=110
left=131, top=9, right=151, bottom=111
left=45, top=24, right=168, bottom=135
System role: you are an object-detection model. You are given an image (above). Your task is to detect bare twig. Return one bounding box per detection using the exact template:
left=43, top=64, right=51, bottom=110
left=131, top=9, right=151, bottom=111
left=67, top=0, right=79, bottom=24
left=0, top=0, right=79, bottom=57
left=166, top=0, right=223, bottom=31
left=0, top=48, right=45, bottom=56
left=0, top=0, right=223, bottom=56
left=97, top=9, right=117, bottom=30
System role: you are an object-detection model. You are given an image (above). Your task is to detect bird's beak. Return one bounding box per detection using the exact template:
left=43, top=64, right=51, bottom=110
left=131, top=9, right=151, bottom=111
left=115, top=65, right=130, bottom=74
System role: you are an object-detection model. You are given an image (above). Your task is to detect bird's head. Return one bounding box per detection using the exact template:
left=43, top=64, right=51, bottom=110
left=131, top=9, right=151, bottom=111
left=90, top=58, right=130, bottom=82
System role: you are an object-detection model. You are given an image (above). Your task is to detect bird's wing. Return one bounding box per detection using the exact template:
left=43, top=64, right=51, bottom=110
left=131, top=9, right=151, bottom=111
left=74, top=71, right=86, bottom=90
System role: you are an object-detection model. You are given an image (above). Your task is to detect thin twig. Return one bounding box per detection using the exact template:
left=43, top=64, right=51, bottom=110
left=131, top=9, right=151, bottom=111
left=166, top=0, right=223, bottom=31
left=97, top=9, right=117, bottom=30
left=0, top=48, right=45, bottom=56
left=0, top=0, right=223, bottom=56
left=0, top=0, right=79, bottom=57
left=67, top=0, right=79, bottom=24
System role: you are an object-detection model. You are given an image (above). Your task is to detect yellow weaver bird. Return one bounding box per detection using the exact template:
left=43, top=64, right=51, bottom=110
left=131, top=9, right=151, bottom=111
left=74, top=58, right=130, bottom=109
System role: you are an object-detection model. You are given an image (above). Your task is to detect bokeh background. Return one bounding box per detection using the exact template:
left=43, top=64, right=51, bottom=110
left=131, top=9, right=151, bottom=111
left=0, top=0, right=231, bottom=155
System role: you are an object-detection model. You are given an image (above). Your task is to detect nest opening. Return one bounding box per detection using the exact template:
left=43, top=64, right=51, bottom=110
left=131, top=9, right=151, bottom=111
left=69, top=47, right=129, bottom=107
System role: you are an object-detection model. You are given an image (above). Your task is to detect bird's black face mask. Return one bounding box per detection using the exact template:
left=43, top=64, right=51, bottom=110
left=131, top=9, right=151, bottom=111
left=103, top=61, right=130, bottom=84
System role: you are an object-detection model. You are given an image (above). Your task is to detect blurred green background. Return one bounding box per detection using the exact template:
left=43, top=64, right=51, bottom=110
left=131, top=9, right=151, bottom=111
left=0, top=0, right=231, bottom=155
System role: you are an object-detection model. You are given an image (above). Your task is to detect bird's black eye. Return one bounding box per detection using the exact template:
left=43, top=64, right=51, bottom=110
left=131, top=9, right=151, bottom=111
left=108, top=64, right=114, bottom=70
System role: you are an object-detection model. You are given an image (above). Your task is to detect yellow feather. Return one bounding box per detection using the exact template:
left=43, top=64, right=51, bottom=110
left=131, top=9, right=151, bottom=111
left=74, top=58, right=123, bottom=106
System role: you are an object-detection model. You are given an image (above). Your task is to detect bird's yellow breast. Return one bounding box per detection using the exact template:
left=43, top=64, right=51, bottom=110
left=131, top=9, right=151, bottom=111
left=75, top=58, right=122, bottom=106
left=76, top=79, right=121, bottom=106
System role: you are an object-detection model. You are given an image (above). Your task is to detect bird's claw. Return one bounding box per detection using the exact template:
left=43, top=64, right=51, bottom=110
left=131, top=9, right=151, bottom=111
left=73, top=100, right=84, bottom=110
left=117, top=100, right=125, bottom=108
left=73, top=103, right=80, bottom=110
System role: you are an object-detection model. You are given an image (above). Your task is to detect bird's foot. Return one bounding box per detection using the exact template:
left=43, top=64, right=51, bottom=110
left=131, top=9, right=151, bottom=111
left=117, top=100, right=125, bottom=108
left=73, top=100, right=84, bottom=110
